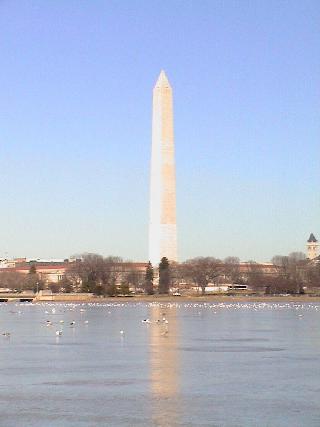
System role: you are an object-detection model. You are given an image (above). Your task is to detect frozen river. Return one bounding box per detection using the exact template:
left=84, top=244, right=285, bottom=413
left=0, top=301, right=319, bottom=426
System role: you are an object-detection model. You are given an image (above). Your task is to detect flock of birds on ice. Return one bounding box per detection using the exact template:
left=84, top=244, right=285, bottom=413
left=0, top=301, right=319, bottom=340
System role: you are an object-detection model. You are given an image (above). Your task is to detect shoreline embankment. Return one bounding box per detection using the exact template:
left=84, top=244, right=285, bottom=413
left=32, top=294, right=320, bottom=303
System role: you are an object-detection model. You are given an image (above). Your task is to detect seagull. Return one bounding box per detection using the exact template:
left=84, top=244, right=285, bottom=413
left=120, top=330, right=124, bottom=335
left=84, top=320, right=89, bottom=324
left=56, top=330, right=63, bottom=336
left=70, top=321, right=75, bottom=326
left=2, top=332, right=10, bottom=337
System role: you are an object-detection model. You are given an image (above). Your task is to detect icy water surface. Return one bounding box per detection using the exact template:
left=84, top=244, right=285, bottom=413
left=0, top=301, right=319, bottom=427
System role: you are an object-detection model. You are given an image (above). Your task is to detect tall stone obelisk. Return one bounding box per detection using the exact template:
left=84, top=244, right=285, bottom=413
left=149, top=70, right=177, bottom=266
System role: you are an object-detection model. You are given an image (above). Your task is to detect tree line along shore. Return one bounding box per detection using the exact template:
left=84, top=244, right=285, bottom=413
left=1, top=251, right=320, bottom=298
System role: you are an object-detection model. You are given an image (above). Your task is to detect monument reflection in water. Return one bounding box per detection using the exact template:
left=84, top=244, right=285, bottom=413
left=149, top=305, right=180, bottom=425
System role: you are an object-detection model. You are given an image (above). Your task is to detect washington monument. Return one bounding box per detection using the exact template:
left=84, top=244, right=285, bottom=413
left=149, top=70, right=177, bottom=266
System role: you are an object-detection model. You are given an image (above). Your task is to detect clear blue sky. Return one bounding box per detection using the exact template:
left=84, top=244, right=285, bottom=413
left=0, top=0, right=319, bottom=262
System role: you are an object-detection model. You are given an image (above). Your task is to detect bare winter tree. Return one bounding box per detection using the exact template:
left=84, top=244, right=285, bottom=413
left=288, top=252, right=306, bottom=263
left=271, top=252, right=307, bottom=293
left=104, top=256, right=124, bottom=296
left=271, top=255, right=289, bottom=267
left=223, top=257, right=240, bottom=284
left=123, top=268, right=143, bottom=293
left=66, top=253, right=123, bottom=295
left=305, top=260, right=320, bottom=289
left=181, top=257, right=222, bottom=295
left=244, top=261, right=270, bottom=291
left=0, top=271, right=26, bottom=292
left=169, top=261, right=184, bottom=289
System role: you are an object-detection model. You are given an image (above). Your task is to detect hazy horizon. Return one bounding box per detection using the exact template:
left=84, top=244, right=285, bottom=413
left=1, top=1, right=319, bottom=262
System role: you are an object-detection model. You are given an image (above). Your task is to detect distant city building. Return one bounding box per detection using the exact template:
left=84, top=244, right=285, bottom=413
left=0, top=258, right=71, bottom=283
left=149, top=70, right=177, bottom=266
left=0, top=258, right=147, bottom=285
left=307, top=233, right=319, bottom=259
left=0, top=258, right=16, bottom=268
